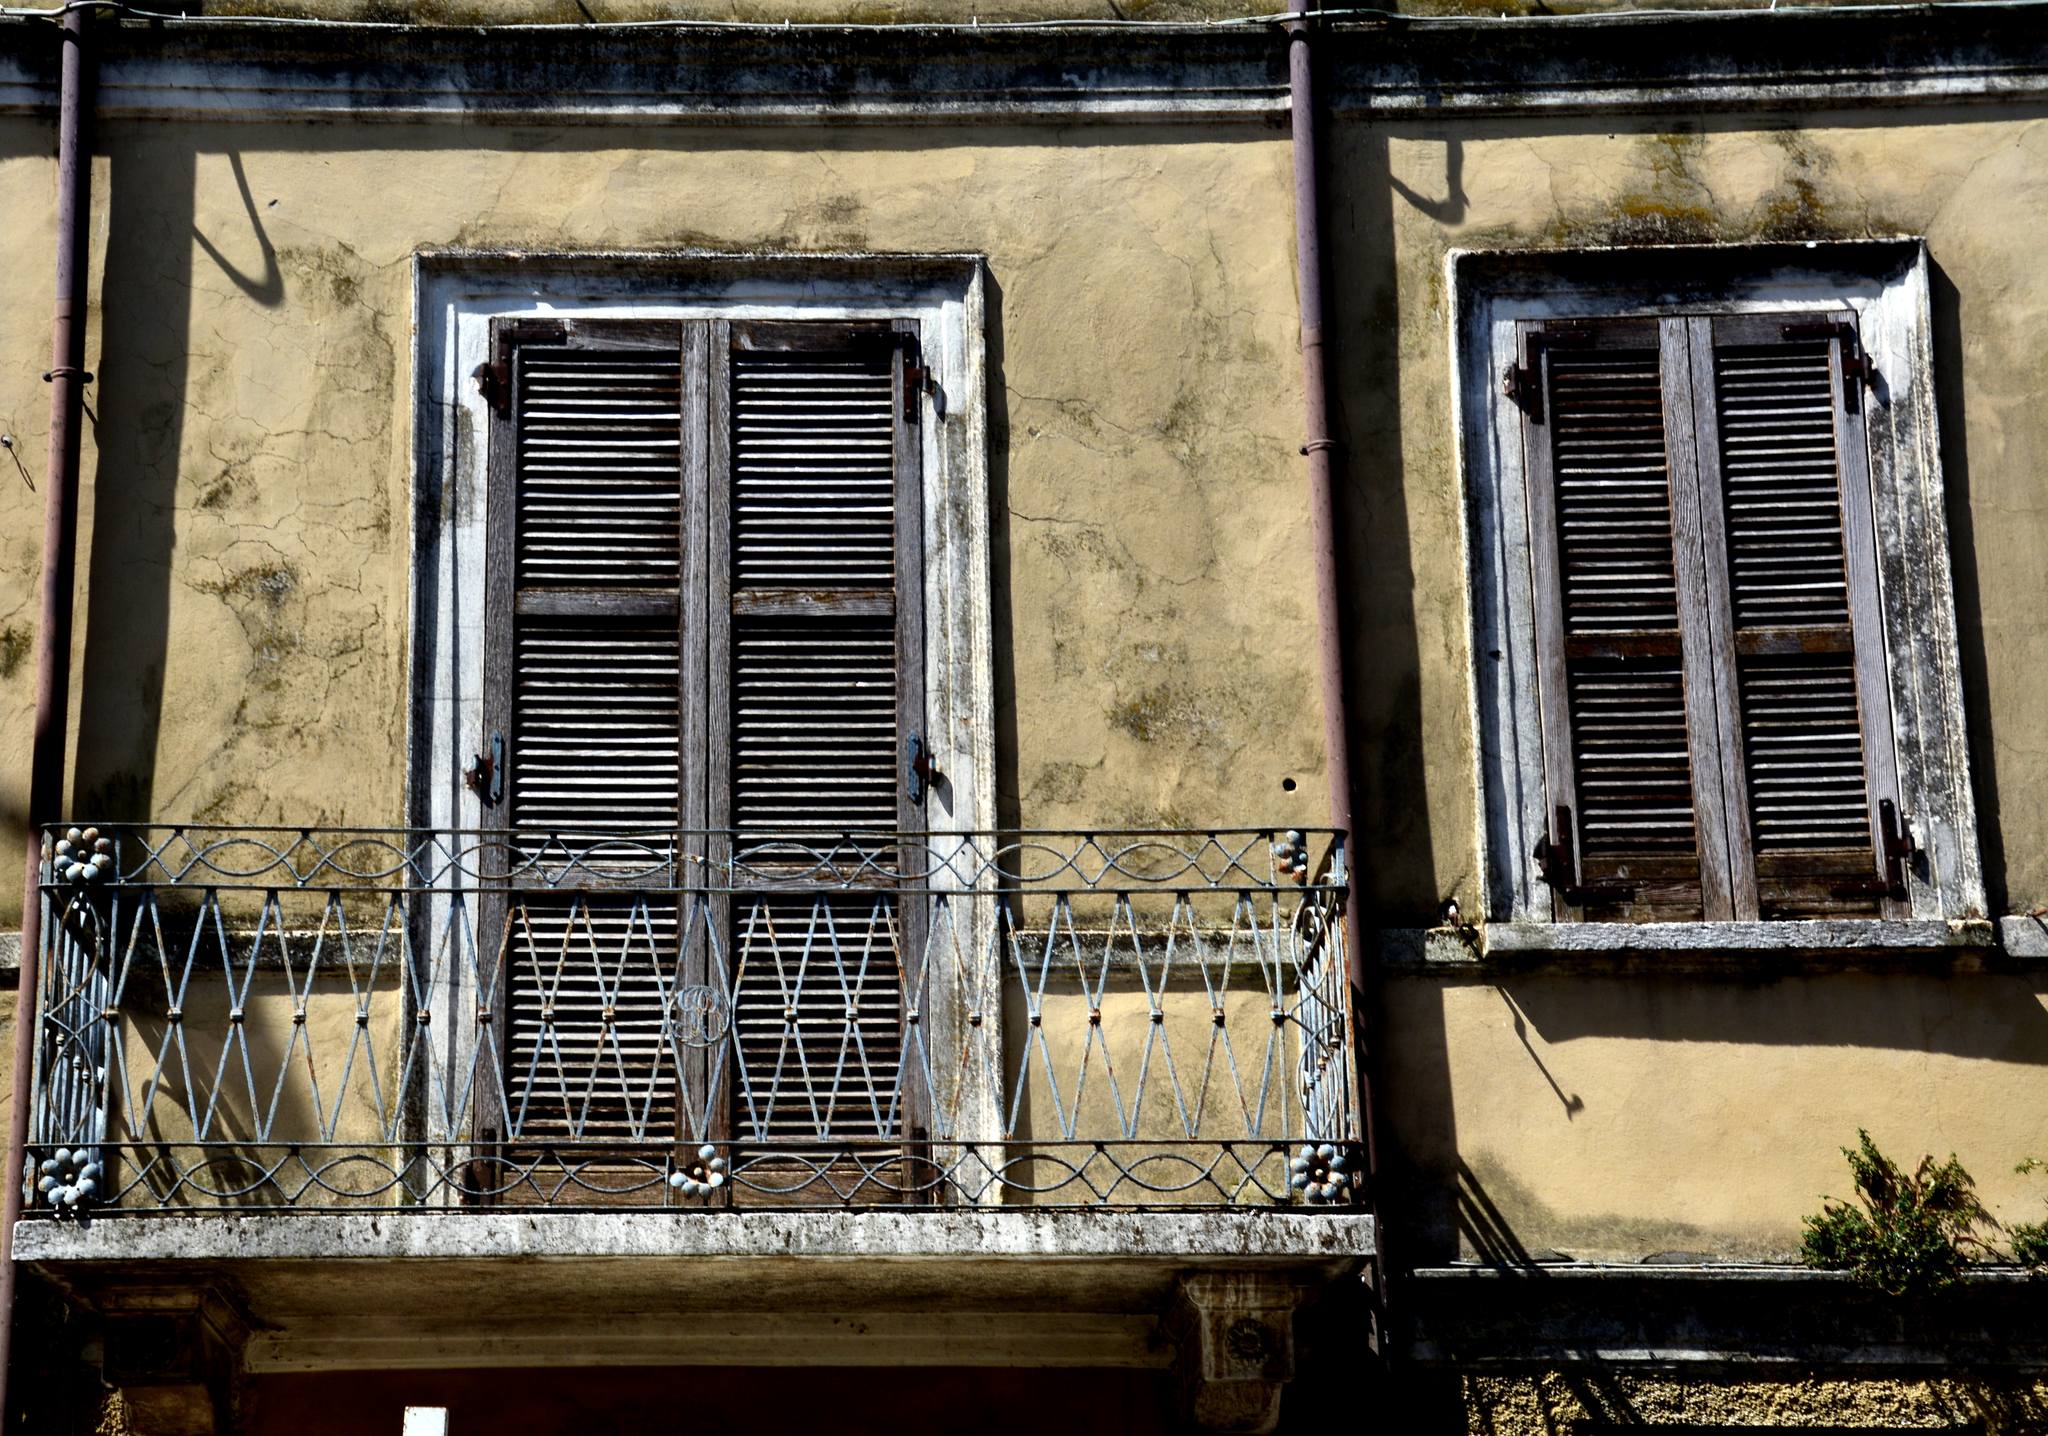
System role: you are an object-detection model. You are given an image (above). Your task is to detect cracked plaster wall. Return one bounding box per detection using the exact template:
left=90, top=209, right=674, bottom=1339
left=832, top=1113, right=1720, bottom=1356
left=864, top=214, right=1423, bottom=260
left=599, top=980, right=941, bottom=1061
left=0, top=122, right=1325, bottom=930
left=1344, top=115, right=2048, bottom=1263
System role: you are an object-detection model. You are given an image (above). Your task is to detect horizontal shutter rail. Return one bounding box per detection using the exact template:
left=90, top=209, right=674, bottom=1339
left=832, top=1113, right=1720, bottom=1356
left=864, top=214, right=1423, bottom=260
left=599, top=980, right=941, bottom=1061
left=515, top=591, right=679, bottom=620
left=731, top=589, right=894, bottom=619
left=1729, top=625, right=1855, bottom=657
left=1560, top=632, right=1684, bottom=661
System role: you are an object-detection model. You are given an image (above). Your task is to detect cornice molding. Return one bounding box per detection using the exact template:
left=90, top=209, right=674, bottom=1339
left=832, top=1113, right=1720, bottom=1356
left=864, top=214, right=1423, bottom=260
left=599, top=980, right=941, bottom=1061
left=0, top=10, right=2040, bottom=123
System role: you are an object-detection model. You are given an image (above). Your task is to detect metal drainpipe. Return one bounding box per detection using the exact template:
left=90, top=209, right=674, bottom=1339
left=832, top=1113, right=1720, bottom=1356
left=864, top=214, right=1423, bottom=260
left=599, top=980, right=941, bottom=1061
left=1286, top=5, right=1388, bottom=1335
left=0, top=7, right=95, bottom=1423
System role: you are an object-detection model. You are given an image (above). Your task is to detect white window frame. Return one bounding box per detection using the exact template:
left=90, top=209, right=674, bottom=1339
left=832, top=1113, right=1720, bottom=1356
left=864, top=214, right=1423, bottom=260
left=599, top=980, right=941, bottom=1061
left=1453, top=240, right=1986, bottom=953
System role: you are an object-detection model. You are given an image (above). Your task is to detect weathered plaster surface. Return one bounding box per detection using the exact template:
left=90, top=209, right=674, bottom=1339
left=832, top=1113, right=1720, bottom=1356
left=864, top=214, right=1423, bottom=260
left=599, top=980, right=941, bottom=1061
left=0, top=122, right=1321, bottom=937
left=0, top=101, right=2046, bottom=1268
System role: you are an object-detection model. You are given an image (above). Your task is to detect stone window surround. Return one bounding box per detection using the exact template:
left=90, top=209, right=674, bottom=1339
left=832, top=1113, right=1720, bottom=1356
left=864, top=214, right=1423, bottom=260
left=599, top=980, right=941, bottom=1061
left=1452, top=239, right=1985, bottom=956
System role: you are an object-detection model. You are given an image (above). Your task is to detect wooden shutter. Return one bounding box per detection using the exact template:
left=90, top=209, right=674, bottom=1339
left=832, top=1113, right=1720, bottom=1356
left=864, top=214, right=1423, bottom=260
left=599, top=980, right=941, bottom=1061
left=480, top=318, right=710, bottom=1157
left=1688, top=314, right=1903, bottom=918
left=709, top=320, right=926, bottom=1188
left=1519, top=319, right=1732, bottom=921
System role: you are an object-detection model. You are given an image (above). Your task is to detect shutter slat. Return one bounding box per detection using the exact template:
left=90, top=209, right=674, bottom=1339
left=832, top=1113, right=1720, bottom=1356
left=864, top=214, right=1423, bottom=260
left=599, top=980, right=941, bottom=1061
left=731, top=347, right=898, bottom=591
left=506, top=897, right=685, bottom=1143
left=516, top=346, right=684, bottom=591
left=511, top=621, right=681, bottom=851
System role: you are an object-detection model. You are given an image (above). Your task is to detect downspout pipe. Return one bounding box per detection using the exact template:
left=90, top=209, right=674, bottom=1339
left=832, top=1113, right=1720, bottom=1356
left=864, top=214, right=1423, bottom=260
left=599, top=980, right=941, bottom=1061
left=1, top=6, right=94, bottom=1422
left=1286, top=6, right=1388, bottom=1332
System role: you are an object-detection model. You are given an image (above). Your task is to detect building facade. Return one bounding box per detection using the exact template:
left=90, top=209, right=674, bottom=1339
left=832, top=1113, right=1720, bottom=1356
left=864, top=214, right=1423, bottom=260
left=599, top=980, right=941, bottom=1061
left=0, top=2, right=2045, bottom=1432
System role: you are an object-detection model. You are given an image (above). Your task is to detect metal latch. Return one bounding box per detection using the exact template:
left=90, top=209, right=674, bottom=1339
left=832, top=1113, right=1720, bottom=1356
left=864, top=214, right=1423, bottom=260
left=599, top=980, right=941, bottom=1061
left=465, top=731, right=506, bottom=807
left=905, top=732, right=940, bottom=804
left=1880, top=798, right=1916, bottom=900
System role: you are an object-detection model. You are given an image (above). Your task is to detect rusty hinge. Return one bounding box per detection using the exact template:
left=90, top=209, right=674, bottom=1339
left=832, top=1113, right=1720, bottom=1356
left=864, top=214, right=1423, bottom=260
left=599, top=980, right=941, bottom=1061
left=897, top=334, right=934, bottom=426
left=472, top=354, right=510, bottom=419
left=1782, top=319, right=1875, bottom=411
left=473, top=321, right=567, bottom=419
left=1502, top=359, right=1541, bottom=419
left=1503, top=330, right=1583, bottom=422
left=1829, top=799, right=1917, bottom=901
left=1535, top=803, right=1637, bottom=907
left=1534, top=803, right=1578, bottom=893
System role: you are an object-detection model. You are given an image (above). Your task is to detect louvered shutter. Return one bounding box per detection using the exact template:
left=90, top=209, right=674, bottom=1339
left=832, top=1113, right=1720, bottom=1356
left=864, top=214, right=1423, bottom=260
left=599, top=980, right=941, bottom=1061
left=480, top=318, right=709, bottom=1158
left=1688, top=314, right=1903, bottom=917
left=1519, top=319, right=1734, bottom=921
left=709, top=320, right=926, bottom=1188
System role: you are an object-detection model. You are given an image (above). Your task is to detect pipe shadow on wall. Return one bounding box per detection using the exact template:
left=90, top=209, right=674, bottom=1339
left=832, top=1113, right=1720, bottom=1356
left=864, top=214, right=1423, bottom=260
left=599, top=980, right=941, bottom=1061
left=1325, top=126, right=1455, bottom=1265
left=69, top=137, right=197, bottom=822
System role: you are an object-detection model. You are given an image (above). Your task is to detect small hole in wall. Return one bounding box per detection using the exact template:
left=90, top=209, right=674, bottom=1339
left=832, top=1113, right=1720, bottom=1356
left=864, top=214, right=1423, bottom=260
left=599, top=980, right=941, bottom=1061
left=1280, top=777, right=1297, bottom=793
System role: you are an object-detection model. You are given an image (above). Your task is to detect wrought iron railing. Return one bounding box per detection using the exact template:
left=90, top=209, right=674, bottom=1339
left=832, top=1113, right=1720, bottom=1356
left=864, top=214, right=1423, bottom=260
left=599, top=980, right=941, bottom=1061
left=26, top=826, right=1361, bottom=1214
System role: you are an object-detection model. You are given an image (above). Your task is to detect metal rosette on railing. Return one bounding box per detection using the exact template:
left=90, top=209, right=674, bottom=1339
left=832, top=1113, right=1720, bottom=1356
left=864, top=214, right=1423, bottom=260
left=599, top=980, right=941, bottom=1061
left=48, top=826, right=113, bottom=887
left=1288, top=1143, right=1358, bottom=1204
left=667, top=1144, right=727, bottom=1198
left=35, top=1147, right=101, bottom=1216
left=1270, top=830, right=1311, bottom=886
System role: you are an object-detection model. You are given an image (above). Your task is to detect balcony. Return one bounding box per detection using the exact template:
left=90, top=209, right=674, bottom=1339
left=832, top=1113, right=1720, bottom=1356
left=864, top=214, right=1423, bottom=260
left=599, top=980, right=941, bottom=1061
left=15, top=827, right=1374, bottom=1400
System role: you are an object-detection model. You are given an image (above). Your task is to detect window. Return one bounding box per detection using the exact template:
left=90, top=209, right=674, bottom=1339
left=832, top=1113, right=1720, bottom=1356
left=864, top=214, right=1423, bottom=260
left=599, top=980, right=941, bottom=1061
left=1458, top=243, right=1983, bottom=939
left=408, top=257, right=996, bottom=1172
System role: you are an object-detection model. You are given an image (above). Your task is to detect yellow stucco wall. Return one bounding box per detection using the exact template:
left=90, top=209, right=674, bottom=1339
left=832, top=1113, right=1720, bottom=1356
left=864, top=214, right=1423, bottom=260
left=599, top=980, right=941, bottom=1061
left=0, top=107, right=2045, bottom=1254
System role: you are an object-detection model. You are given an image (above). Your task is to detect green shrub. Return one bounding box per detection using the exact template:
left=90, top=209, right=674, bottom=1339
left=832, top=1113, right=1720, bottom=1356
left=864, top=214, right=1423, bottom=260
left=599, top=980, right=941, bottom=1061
left=1800, top=1130, right=1996, bottom=1298
left=2010, top=1159, right=2048, bottom=1271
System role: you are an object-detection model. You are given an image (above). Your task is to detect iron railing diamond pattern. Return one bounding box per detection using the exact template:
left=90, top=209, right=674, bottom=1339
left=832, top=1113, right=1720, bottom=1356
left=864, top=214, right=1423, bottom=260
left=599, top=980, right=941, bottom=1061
left=27, top=826, right=1359, bottom=1214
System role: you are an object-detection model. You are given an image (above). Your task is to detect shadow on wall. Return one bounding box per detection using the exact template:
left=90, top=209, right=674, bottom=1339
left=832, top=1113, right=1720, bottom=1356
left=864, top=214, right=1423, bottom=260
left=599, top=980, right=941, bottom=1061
left=1330, top=126, right=1449, bottom=1274
left=69, top=141, right=200, bottom=820
left=1497, top=971, right=2048, bottom=1060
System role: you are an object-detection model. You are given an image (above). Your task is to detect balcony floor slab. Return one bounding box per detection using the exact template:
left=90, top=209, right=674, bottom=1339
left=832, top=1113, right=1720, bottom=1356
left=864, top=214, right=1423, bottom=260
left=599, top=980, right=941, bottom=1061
left=20, top=1210, right=1374, bottom=1372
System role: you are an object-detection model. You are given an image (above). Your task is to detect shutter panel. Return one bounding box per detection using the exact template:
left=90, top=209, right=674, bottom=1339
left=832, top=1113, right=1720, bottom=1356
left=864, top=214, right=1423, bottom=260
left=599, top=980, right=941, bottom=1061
left=1519, top=319, right=1732, bottom=921
left=482, top=319, right=709, bottom=1159
left=711, top=320, right=925, bottom=1188
left=1691, top=314, right=1902, bottom=917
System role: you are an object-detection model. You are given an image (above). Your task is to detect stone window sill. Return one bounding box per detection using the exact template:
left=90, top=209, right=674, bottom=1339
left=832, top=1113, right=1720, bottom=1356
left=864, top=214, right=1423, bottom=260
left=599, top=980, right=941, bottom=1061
left=1381, top=918, right=2013, bottom=973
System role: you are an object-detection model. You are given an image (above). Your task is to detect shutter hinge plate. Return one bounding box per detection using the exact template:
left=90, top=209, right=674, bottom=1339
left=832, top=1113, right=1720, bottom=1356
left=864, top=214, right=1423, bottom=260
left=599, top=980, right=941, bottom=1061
left=1783, top=320, right=1876, bottom=409
left=1502, top=359, right=1542, bottom=419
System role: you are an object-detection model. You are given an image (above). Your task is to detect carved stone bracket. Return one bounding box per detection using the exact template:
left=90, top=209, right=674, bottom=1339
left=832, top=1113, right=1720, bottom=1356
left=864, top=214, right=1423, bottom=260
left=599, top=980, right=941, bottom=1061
left=1168, top=1271, right=1306, bottom=1435
left=101, top=1284, right=252, bottom=1436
